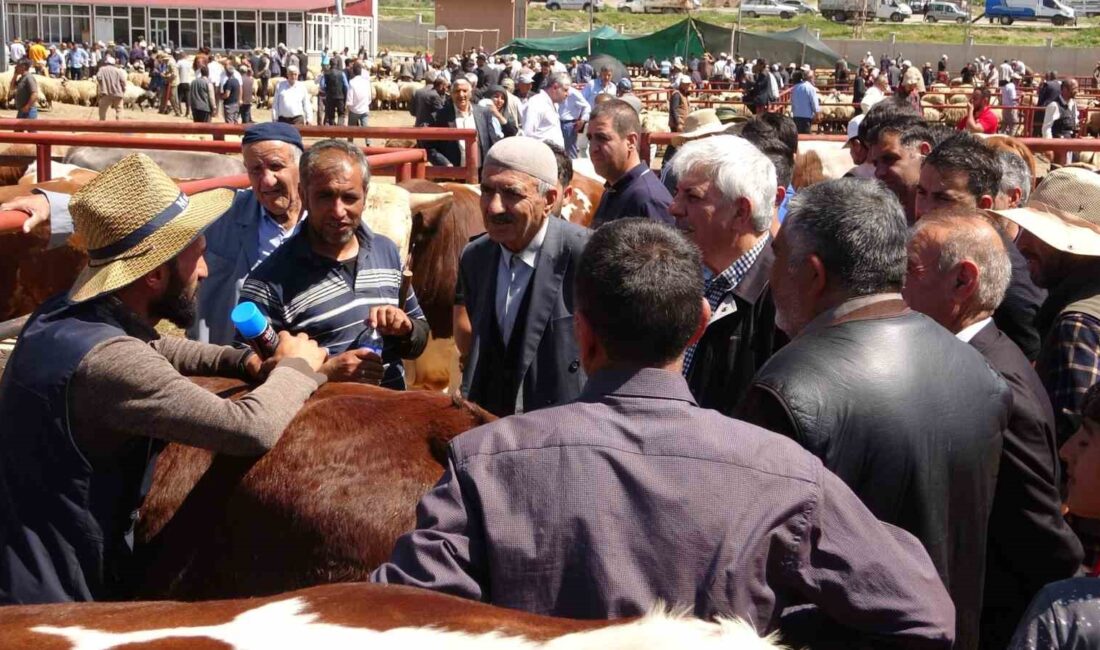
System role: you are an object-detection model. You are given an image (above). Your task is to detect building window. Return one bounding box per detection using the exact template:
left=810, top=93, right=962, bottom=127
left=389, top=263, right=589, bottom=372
left=201, top=8, right=256, bottom=51
left=37, top=4, right=92, bottom=44
left=11, top=3, right=39, bottom=42
left=151, top=7, right=198, bottom=49
left=260, top=11, right=304, bottom=49
left=94, top=5, right=135, bottom=46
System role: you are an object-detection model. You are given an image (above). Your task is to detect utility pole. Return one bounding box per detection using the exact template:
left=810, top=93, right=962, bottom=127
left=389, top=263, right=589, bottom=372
left=0, top=0, right=8, bottom=73
left=587, top=0, right=594, bottom=55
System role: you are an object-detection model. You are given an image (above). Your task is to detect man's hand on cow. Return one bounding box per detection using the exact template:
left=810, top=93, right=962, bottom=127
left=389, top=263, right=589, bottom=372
left=264, top=331, right=327, bottom=374
left=320, top=348, right=385, bottom=384
left=369, top=305, right=413, bottom=337
left=0, top=193, right=51, bottom=234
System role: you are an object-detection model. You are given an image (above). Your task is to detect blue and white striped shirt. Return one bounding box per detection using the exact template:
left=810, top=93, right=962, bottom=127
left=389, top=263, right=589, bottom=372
left=239, top=223, right=427, bottom=388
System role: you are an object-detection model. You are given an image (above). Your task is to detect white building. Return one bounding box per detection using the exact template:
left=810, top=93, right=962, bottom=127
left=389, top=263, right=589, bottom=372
left=2, top=0, right=377, bottom=55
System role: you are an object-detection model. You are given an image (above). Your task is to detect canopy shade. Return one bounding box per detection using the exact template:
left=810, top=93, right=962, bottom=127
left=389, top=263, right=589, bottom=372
left=496, top=19, right=840, bottom=68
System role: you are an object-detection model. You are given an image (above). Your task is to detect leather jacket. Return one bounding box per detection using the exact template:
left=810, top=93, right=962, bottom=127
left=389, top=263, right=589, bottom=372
left=739, top=296, right=1011, bottom=650
left=684, top=245, right=781, bottom=416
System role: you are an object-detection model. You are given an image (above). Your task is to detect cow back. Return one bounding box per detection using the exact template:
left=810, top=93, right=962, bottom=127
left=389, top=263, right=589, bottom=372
left=134, top=380, right=494, bottom=600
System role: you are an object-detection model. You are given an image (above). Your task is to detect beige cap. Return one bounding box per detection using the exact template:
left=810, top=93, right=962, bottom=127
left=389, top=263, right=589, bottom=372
left=991, top=167, right=1100, bottom=256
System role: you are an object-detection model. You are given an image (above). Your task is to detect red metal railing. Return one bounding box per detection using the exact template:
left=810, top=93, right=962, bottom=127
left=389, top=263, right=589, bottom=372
left=0, top=148, right=428, bottom=235
left=0, top=120, right=479, bottom=184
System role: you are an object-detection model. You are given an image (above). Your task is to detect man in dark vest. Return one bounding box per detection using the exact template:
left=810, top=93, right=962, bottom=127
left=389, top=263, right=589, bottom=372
left=320, top=58, right=348, bottom=126
left=0, top=154, right=330, bottom=604
left=903, top=210, right=1083, bottom=649
left=738, top=178, right=1011, bottom=650
left=1041, top=77, right=1078, bottom=140
left=454, top=137, right=589, bottom=417
left=992, top=166, right=1100, bottom=444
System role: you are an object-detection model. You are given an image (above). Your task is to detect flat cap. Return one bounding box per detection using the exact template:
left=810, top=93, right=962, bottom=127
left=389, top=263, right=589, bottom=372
left=242, top=122, right=304, bottom=150
left=483, top=137, right=558, bottom=187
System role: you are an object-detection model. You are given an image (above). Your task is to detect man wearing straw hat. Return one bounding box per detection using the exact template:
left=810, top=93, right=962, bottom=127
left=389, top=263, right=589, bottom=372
left=992, top=167, right=1100, bottom=443
left=0, top=154, right=330, bottom=604
left=659, top=108, right=744, bottom=195
left=2, top=123, right=314, bottom=348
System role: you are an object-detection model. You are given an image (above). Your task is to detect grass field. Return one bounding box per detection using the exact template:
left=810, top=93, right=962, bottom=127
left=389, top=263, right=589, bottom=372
left=380, top=0, right=1100, bottom=47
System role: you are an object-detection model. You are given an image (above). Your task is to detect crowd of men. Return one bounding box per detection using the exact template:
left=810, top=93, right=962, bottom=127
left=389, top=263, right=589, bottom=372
left=6, top=36, right=1100, bottom=650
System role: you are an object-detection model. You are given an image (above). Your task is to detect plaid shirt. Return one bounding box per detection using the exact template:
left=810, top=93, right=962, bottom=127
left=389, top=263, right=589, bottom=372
left=683, top=234, right=770, bottom=376
left=1048, top=312, right=1100, bottom=422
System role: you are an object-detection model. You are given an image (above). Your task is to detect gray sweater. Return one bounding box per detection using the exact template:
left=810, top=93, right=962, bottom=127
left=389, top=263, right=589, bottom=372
left=71, top=335, right=325, bottom=462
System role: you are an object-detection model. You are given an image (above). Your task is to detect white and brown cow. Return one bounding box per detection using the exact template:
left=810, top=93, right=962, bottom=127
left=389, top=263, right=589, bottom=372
left=0, top=583, right=783, bottom=650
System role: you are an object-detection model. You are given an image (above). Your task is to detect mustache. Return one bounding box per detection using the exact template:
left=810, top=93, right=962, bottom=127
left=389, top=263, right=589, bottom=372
left=486, top=212, right=515, bottom=224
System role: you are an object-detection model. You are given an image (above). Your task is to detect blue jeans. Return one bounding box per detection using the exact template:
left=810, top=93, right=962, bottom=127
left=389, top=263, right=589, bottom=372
left=17, top=107, right=37, bottom=119
left=562, top=120, right=580, bottom=159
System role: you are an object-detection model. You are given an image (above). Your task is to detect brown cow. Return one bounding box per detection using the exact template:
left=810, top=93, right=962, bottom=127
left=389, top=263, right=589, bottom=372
left=0, top=178, right=90, bottom=321
left=0, top=583, right=782, bottom=650
left=131, top=379, right=494, bottom=600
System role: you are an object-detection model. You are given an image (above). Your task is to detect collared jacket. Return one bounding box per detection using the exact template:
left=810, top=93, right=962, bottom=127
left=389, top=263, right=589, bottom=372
left=429, top=101, right=499, bottom=171
left=373, top=367, right=956, bottom=647
left=970, top=322, right=1083, bottom=649
left=685, top=245, right=780, bottom=416
left=739, top=297, right=1011, bottom=650
left=457, top=217, right=589, bottom=415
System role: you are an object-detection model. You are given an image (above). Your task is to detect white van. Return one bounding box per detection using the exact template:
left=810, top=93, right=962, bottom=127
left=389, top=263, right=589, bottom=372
left=924, top=1, right=969, bottom=21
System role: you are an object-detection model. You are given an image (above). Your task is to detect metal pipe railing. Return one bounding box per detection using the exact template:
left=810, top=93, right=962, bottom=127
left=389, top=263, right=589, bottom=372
left=0, top=120, right=480, bottom=184
left=0, top=148, right=427, bottom=235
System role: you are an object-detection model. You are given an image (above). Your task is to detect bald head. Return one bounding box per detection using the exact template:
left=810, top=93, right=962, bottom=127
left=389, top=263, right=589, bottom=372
left=903, top=210, right=1011, bottom=332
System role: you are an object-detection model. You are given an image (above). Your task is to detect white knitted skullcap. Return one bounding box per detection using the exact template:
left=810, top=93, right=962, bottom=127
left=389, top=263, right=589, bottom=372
left=484, top=137, right=558, bottom=187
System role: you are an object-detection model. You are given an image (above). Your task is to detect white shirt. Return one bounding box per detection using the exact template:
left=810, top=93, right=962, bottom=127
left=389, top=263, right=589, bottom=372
left=860, top=85, right=886, bottom=113
left=999, top=62, right=1013, bottom=81
left=1001, top=82, right=1017, bottom=108
left=558, top=87, right=591, bottom=122
left=955, top=317, right=993, bottom=344
left=207, top=60, right=225, bottom=86
left=1042, top=98, right=1078, bottom=138
left=346, top=75, right=372, bottom=114
left=521, top=90, right=564, bottom=148
left=9, top=42, right=25, bottom=63
left=495, top=216, right=549, bottom=343
left=454, top=106, right=475, bottom=167
left=177, top=57, right=195, bottom=85
left=273, top=80, right=314, bottom=123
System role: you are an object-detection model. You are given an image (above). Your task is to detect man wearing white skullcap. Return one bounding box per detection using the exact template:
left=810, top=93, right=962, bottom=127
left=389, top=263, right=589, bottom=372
left=451, top=136, right=591, bottom=417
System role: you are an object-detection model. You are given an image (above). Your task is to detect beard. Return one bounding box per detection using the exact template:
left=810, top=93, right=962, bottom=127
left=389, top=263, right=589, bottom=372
left=151, top=262, right=198, bottom=329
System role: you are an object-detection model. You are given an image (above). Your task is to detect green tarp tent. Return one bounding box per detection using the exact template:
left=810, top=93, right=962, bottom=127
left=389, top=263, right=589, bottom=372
left=496, top=18, right=840, bottom=68
left=496, top=20, right=705, bottom=63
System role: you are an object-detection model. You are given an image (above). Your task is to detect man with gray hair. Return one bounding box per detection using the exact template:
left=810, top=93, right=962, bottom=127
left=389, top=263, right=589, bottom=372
left=454, top=136, right=589, bottom=416
left=739, top=178, right=1011, bottom=650
left=668, top=135, right=780, bottom=415
left=903, top=209, right=1083, bottom=650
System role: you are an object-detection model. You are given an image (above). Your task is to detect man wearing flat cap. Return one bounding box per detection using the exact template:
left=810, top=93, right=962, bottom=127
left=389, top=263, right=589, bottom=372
left=993, top=167, right=1100, bottom=442
left=2, top=122, right=310, bottom=347
left=0, top=154, right=330, bottom=605
left=453, top=137, right=590, bottom=417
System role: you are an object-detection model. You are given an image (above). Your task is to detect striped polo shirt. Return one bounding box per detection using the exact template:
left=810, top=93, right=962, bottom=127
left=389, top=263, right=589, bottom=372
left=239, top=223, right=426, bottom=387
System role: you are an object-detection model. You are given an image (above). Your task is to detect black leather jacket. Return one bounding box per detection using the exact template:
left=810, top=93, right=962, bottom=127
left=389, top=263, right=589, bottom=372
left=739, top=297, right=1011, bottom=650
left=685, top=244, right=781, bottom=416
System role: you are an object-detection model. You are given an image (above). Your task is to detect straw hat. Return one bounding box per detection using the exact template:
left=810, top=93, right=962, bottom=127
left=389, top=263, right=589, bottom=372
left=673, top=109, right=743, bottom=146
left=67, top=153, right=234, bottom=303
left=990, top=167, right=1100, bottom=257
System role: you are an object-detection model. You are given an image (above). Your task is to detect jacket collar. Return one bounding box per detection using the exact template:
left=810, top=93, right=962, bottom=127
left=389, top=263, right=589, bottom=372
left=579, top=366, right=698, bottom=405
left=731, top=238, right=774, bottom=305
left=799, top=293, right=909, bottom=338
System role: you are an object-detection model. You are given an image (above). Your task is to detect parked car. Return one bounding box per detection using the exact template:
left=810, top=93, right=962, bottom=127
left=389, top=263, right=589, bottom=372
left=924, top=1, right=969, bottom=21
left=543, top=0, right=603, bottom=10
left=782, top=0, right=820, bottom=12
left=741, top=0, right=804, bottom=17
left=618, top=0, right=698, bottom=12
